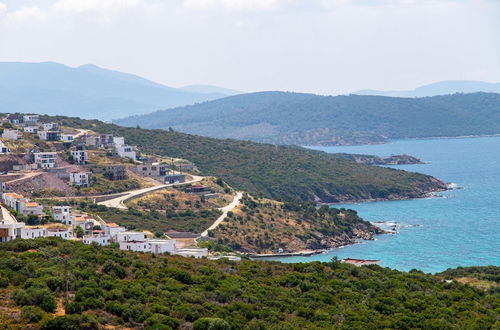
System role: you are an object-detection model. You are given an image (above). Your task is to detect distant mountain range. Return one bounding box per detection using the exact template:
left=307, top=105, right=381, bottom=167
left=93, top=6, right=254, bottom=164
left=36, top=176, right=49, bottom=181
left=116, top=92, right=500, bottom=146
left=0, top=62, right=240, bottom=120
left=355, top=80, right=500, bottom=97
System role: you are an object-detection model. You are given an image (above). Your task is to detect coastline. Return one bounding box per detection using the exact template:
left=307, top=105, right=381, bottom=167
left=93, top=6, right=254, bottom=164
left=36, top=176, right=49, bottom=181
left=249, top=222, right=391, bottom=259
left=317, top=184, right=450, bottom=206
left=309, top=133, right=500, bottom=147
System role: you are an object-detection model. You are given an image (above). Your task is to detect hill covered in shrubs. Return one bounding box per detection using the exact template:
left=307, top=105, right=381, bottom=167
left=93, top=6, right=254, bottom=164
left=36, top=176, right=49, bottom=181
left=50, top=115, right=447, bottom=203
left=116, top=92, right=500, bottom=145
left=0, top=238, right=498, bottom=329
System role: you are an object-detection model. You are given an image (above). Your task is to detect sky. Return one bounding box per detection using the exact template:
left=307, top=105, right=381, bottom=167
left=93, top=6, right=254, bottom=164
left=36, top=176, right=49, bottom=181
left=0, top=0, right=499, bottom=94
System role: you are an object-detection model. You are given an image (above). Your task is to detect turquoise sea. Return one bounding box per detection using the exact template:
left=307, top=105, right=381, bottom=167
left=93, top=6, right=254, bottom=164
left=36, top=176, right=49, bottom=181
left=270, top=136, right=500, bottom=273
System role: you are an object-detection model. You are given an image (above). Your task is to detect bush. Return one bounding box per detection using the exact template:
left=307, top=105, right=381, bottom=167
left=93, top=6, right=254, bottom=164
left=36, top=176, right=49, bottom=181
left=13, top=288, right=57, bottom=313
left=0, top=276, right=9, bottom=288
left=41, top=314, right=99, bottom=330
left=144, top=314, right=180, bottom=329
left=21, top=306, right=44, bottom=323
left=193, top=318, right=231, bottom=330
left=102, top=260, right=127, bottom=279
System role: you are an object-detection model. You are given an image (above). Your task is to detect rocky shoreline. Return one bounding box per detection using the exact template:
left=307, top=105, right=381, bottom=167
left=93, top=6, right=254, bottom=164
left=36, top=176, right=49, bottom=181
left=334, top=153, right=426, bottom=165
left=317, top=177, right=449, bottom=205
left=249, top=222, right=389, bottom=259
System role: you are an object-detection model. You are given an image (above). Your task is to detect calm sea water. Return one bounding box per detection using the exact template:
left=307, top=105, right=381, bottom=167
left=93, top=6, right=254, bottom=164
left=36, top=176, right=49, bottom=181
left=270, top=136, right=500, bottom=273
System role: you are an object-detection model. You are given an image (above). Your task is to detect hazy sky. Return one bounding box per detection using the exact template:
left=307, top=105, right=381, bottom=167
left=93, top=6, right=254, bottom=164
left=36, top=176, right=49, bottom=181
left=0, top=0, right=499, bottom=94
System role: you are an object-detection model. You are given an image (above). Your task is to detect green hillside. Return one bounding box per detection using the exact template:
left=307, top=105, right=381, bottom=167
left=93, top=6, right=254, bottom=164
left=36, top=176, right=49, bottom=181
left=116, top=92, right=500, bottom=145
left=50, top=116, right=447, bottom=203
left=0, top=238, right=498, bottom=329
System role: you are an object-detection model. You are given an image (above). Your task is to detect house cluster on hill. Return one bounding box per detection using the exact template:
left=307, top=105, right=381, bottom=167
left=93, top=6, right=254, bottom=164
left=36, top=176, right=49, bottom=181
left=0, top=113, right=215, bottom=259
left=0, top=193, right=208, bottom=258
left=0, top=114, right=145, bottom=190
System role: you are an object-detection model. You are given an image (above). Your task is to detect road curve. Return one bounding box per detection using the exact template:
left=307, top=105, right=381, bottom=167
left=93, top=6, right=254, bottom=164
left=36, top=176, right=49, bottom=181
left=98, top=175, right=204, bottom=209
left=200, top=191, right=243, bottom=237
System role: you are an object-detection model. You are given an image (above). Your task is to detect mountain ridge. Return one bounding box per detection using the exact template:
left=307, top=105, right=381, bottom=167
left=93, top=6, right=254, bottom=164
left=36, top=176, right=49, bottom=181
left=0, top=61, right=238, bottom=120
left=355, top=80, right=500, bottom=97
left=116, top=91, right=500, bottom=146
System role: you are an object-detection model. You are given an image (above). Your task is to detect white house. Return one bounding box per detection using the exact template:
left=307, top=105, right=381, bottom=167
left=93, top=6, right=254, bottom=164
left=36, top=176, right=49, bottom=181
left=21, top=227, right=47, bottom=239
left=7, top=114, right=23, bottom=124
left=18, top=200, right=44, bottom=217
left=23, top=126, right=39, bottom=134
left=117, top=231, right=147, bottom=242
left=83, top=235, right=112, bottom=246
left=2, top=192, right=23, bottom=211
left=42, top=122, right=59, bottom=131
left=71, top=216, right=95, bottom=231
left=102, top=223, right=126, bottom=239
left=113, top=136, right=125, bottom=147
left=149, top=239, right=177, bottom=254
left=33, top=152, right=57, bottom=169
left=70, top=150, right=88, bottom=164
left=37, top=129, right=60, bottom=141
left=46, top=228, right=72, bottom=240
left=116, top=145, right=136, bottom=160
left=0, top=205, right=24, bottom=242
left=119, top=241, right=151, bottom=252
left=0, top=141, right=10, bottom=154
left=2, top=129, right=22, bottom=141
left=23, top=114, right=39, bottom=123
left=52, top=206, right=72, bottom=224
left=69, top=171, right=91, bottom=187
left=60, top=133, right=75, bottom=143
left=0, top=221, right=25, bottom=242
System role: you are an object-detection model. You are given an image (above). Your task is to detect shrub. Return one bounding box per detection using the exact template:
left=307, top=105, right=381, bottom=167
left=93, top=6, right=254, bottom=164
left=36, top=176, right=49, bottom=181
left=0, top=276, right=9, bottom=288
left=102, top=260, right=127, bottom=279
left=41, top=314, right=99, bottom=330
left=144, top=314, right=180, bottom=329
left=21, top=306, right=44, bottom=323
left=193, top=318, right=231, bottom=330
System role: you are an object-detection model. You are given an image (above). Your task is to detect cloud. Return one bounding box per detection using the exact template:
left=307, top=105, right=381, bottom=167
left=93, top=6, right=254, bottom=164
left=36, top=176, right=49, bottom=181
left=52, top=0, right=146, bottom=14
left=184, top=0, right=288, bottom=11
left=0, top=4, right=47, bottom=24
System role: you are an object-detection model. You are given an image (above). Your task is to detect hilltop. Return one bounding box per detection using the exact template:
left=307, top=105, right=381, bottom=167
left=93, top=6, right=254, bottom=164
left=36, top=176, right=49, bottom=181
left=0, top=62, right=238, bottom=120
left=48, top=115, right=447, bottom=204
left=0, top=238, right=497, bottom=329
left=355, top=80, right=500, bottom=97
left=116, top=92, right=500, bottom=145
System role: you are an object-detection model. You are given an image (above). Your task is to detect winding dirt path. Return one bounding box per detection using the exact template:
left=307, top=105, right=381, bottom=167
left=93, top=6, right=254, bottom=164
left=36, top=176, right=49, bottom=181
left=97, top=175, right=204, bottom=209
left=200, top=191, right=243, bottom=237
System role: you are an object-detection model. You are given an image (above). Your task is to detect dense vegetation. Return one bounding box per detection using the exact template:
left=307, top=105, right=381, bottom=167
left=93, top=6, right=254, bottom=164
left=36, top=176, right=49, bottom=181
left=47, top=116, right=446, bottom=203
left=212, top=197, right=381, bottom=253
left=116, top=92, right=500, bottom=145
left=0, top=238, right=498, bottom=329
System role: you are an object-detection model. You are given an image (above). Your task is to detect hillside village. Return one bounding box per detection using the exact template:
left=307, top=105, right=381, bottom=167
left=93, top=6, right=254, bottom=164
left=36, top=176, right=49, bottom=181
left=0, top=113, right=240, bottom=260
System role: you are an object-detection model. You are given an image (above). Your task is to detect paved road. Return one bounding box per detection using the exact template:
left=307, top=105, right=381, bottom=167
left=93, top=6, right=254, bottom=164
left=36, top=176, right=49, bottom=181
left=98, top=175, right=204, bottom=209
left=201, top=192, right=243, bottom=237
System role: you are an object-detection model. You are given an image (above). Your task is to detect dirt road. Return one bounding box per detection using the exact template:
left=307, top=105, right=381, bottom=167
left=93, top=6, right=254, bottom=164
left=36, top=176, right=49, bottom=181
left=200, top=192, right=243, bottom=237
left=98, top=175, right=204, bottom=209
